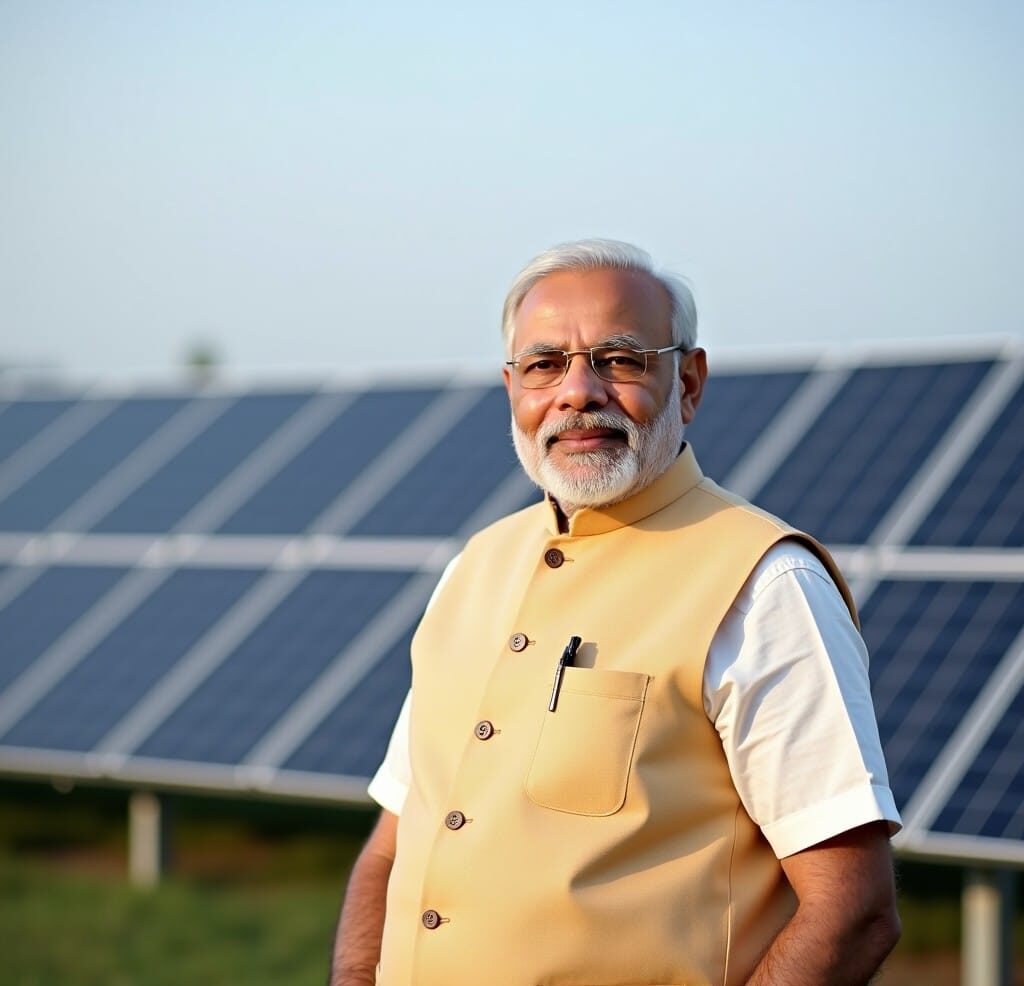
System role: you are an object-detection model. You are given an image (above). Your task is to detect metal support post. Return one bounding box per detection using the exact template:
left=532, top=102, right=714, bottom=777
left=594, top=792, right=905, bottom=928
left=128, top=790, right=171, bottom=888
left=962, top=868, right=1015, bottom=986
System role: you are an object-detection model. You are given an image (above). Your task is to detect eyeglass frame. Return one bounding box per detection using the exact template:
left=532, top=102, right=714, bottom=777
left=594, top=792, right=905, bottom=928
left=505, top=343, right=685, bottom=389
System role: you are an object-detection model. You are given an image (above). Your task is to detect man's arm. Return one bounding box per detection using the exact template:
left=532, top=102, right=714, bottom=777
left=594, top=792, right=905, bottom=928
left=329, top=809, right=398, bottom=986
left=746, top=821, right=901, bottom=986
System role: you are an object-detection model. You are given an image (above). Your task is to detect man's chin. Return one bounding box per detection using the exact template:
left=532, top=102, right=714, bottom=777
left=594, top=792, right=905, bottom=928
left=538, top=453, right=640, bottom=511
left=541, top=456, right=621, bottom=489
left=544, top=444, right=628, bottom=471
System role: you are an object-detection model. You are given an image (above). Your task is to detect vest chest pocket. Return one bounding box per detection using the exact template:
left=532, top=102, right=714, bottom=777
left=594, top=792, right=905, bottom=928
left=526, top=667, right=650, bottom=816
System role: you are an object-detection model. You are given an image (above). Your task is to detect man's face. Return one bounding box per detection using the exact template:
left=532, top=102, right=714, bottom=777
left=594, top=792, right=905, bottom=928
left=503, top=267, right=706, bottom=513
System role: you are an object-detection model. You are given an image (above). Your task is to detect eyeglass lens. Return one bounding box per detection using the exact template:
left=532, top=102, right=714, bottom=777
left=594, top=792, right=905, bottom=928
left=517, top=348, right=649, bottom=388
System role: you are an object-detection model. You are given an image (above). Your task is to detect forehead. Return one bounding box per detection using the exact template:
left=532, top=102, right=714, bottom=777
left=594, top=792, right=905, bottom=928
left=513, top=267, right=673, bottom=350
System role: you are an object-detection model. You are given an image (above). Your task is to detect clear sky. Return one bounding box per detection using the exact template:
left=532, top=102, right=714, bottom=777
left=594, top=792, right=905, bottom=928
left=2, top=1, right=1022, bottom=382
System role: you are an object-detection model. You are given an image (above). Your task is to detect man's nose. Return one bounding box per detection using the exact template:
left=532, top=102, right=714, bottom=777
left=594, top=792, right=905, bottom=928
left=553, top=352, right=610, bottom=411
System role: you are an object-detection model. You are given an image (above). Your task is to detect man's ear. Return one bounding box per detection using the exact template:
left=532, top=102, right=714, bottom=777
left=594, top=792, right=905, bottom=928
left=678, top=348, right=707, bottom=425
left=503, top=364, right=513, bottom=399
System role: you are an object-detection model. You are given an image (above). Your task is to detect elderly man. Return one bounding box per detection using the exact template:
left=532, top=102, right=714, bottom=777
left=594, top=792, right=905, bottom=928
left=330, top=239, right=902, bottom=986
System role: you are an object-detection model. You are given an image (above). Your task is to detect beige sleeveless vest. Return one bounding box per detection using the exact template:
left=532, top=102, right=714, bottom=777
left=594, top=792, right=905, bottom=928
left=378, top=446, right=856, bottom=986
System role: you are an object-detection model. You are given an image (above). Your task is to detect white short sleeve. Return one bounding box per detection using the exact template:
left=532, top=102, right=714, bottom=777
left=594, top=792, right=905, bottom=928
left=704, top=542, right=901, bottom=858
left=367, top=689, right=412, bottom=815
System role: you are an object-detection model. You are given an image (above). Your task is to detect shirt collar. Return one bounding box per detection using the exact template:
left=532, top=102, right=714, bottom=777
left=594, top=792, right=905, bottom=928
left=542, top=443, right=704, bottom=537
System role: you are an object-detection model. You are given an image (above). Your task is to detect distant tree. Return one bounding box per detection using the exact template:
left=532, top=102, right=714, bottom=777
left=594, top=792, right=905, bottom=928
left=184, top=340, right=221, bottom=385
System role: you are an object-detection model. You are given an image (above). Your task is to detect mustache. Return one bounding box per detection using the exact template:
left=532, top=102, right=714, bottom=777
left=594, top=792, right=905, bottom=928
left=536, top=411, right=639, bottom=448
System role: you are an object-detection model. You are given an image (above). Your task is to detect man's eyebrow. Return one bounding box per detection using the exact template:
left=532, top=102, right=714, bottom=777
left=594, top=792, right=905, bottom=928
left=515, top=333, right=644, bottom=356
left=599, top=333, right=644, bottom=349
left=515, top=342, right=564, bottom=357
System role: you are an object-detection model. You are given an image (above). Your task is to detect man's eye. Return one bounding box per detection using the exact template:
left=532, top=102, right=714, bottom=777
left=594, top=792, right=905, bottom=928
left=594, top=349, right=645, bottom=369
left=523, top=355, right=563, bottom=373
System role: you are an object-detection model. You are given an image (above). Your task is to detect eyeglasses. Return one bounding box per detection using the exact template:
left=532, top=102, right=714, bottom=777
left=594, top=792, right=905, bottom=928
left=505, top=344, right=684, bottom=389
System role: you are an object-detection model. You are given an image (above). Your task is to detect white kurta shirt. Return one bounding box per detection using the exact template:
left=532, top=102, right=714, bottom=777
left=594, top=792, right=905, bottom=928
left=369, top=540, right=901, bottom=858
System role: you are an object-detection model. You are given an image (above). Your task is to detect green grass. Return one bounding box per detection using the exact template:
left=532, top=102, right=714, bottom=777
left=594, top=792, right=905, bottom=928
left=0, top=781, right=374, bottom=986
left=3, top=854, right=343, bottom=986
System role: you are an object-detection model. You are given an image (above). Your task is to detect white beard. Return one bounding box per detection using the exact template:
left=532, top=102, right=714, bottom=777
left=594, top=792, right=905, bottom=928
left=511, top=384, right=685, bottom=516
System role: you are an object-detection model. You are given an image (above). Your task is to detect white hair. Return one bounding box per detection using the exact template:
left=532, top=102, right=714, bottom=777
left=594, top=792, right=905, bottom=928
left=501, top=238, right=698, bottom=355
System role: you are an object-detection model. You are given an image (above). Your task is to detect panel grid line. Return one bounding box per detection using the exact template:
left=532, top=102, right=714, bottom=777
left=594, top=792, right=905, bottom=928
left=51, top=396, right=236, bottom=532
left=91, top=569, right=307, bottom=761
left=5, top=536, right=1022, bottom=578
left=896, top=624, right=1024, bottom=836
left=174, top=390, right=357, bottom=533
left=0, top=400, right=116, bottom=505
left=722, top=365, right=852, bottom=500
left=868, top=358, right=1024, bottom=549
left=847, top=358, right=1021, bottom=607
left=0, top=568, right=170, bottom=737
left=239, top=571, right=441, bottom=775
left=309, top=386, right=486, bottom=536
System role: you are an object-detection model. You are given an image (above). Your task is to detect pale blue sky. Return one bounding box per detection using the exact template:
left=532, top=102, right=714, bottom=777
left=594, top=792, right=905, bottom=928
left=2, top=1, right=1022, bottom=380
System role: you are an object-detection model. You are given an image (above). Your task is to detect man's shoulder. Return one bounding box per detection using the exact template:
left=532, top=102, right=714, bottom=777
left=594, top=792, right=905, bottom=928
left=690, top=476, right=795, bottom=537
left=688, top=475, right=858, bottom=626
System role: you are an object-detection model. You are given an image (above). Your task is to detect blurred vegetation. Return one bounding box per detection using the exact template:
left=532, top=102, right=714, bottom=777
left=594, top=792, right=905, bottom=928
left=0, top=779, right=1021, bottom=985
left=183, top=340, right=221, bottom=385
left=4, top=859, right=340, bottom=986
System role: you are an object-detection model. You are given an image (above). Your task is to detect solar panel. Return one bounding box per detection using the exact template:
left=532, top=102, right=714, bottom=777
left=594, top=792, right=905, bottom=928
left=910, top=379, right=1024, bottom=548
left=0, top=347, right=1021, bottom=868
left=90, top=394, right=312, bottom=534
left=216, top=388, right=439, bottom=534
left=284, top=626, right=415, bottom=777
left=685, top=369, right=807, bottom=482
left=134, top=570, right=412, bottom=764
left=349, top=387, right=529, bottom=537
left=754, top=361, right=992, bottom=543
left=0, top=568, right=261, bottom=752
left=0, top=399, right=78, bottom=466
left=932, top=681, right=1024, bottom=841
left=862, top=579, right=1024, bottom=810
left=0, top=566, right=127, bottom=693
left=0, top=398, right=186, bottom=530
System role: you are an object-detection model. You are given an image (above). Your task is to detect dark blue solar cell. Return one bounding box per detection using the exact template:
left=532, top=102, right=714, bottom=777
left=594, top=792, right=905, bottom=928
left=0, top=400, right=77, bottom=467
left=1, top=568, right=260, bottom=752
left=217, top=389, right=439, bottom=534
left=0, top=566, right=127, bottom=693
left=687, top=371, right=807, bottom=482
left=933, top=682, right=1024, bottom=840
left=755, top=361, right=991, bottom=543
left=90, top=393, right=312, bottom=534
left=0, top=398, right=185, bottom=531
left=284, top=626, right=414, bottom=777
left=350, top=387, right=524, bottom=537
left=862, top=580, right=1024, bottom=810
left=135, top=570, right=412, bottom=764
left=911, top=380, right=1024, bottom=547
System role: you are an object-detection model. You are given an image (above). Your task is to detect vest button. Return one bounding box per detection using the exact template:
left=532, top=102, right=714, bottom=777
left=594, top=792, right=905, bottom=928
left=509, top=632, right=528, bottom=652
left=422, top=909, right=442, bottom=929
left=544, top=547, right=565, bottom=568
left=444, top=810, right=466, bottom=830
left=474, top=720, right=495, bottom=740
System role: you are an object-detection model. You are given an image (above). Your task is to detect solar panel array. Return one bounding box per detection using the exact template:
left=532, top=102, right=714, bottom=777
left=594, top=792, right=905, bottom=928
left=0, top=344, right=1022, bottom=866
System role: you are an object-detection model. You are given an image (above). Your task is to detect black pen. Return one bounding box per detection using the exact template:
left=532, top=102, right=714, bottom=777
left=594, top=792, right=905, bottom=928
left=548, top=635, right=582, bottom=712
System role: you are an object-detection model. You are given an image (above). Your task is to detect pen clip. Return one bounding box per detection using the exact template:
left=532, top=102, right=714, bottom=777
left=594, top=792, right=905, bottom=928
left=548, top=635, right=582, bottom=712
